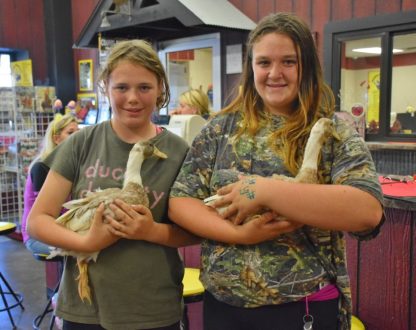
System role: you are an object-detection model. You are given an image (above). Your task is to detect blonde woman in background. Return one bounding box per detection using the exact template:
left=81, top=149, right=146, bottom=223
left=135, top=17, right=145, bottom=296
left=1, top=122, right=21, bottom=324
left=22, top=113, right=79, bottom=254
left=170, top=88, right=211, bottom=119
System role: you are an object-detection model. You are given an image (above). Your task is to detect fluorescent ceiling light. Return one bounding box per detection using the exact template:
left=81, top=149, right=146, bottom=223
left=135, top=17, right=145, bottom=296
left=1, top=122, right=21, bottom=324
left=352, top=47, right=403, bottom=54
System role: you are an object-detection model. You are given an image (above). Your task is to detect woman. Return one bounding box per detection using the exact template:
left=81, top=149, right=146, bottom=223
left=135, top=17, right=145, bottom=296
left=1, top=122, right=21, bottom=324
left=22, top=113, right=79, bottom=255
left=169, top=13, right=383, bottom=330
left=28, top=39, right=197, bottom=330
left=170, top=88, right=211, bottom=118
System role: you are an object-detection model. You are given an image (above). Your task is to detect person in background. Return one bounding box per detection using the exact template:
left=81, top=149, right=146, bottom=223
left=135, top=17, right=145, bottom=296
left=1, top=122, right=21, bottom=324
left=28, top=39, right=198, bottom=330
left=168, top=13, right=383, bottom=330
left=22, top=113, right=80, bottom=255
left=53, top=99, right=64, bottom=115
left=170, top=88, right=211, bottom=119
left=65, top=100, right=77, bottom=115
left=206, top=83, right=213, bottom=106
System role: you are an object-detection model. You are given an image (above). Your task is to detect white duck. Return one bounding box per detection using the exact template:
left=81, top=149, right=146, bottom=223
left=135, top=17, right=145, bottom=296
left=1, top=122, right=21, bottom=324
left=204, top=118, right=340, bottom=219
left=48, top=141, right=167, bottom=303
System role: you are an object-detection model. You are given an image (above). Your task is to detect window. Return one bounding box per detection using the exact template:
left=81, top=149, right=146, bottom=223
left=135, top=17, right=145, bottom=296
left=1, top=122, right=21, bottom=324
left=324, top=11, right=416, bottom=141
left=158, top=33, right=221, bottom=115
left=0, top=54, right=12, bottom=87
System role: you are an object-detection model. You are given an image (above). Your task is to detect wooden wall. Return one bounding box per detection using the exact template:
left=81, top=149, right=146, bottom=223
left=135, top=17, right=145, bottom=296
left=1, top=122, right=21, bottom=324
left=345, top=207, right=416, bottom=330
left=1, top=0, right=416, bottom=100
left=229, top=0, right=416, bottom=62
left=0, top=0, right=99, bottom=100
left=0, top=0, right=47, bottom=84
left=71, top=0, right=100, bottom=94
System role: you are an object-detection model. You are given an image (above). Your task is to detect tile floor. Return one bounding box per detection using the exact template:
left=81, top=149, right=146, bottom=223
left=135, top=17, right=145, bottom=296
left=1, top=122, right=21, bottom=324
left=0, top=235, right=51, bottom=330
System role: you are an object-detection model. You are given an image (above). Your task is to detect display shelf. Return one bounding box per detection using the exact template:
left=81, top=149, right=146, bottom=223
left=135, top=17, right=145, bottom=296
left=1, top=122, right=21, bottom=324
left=0, top=87, right=54, bottom=232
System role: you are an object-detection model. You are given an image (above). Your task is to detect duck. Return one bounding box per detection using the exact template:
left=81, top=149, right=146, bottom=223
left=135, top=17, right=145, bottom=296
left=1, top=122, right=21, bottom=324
left=204, top=117, right=340, bottom=221
left=48, top=141, right=167, bottom=303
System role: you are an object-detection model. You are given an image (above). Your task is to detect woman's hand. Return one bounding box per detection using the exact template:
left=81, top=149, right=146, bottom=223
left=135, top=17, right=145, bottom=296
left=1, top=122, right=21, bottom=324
left=81, top=203, right=119, bottom=252
left=106, top=199, right=156, bottom=240
left=169, top=109, right=181, bottom=115
left=235, top=212, right=303, bottom=244
left=215, top=175, right=265, bottom=224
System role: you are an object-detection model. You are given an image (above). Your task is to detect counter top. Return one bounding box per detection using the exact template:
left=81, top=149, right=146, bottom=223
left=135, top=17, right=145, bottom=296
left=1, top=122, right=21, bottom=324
left=379, top=176, right=416, bottom=210
left=383, top=195, right=416, bottom=211
left=367, top=141, right=416, bottom=151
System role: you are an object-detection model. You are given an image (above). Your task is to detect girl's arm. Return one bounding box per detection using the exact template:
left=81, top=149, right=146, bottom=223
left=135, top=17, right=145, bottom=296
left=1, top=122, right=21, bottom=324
left=27, top=170, right=118, bottom=253
left=105, top=199, right=201, bottom=247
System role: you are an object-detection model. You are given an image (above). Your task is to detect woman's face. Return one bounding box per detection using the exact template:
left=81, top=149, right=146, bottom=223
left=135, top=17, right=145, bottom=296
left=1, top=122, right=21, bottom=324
left=177, top=101, right=198, bottom=115
left=54, top=121, right=79, bottom=145
left=252, top=32, right=299, bottom=116
left=107, top=60, right=161, bottom=130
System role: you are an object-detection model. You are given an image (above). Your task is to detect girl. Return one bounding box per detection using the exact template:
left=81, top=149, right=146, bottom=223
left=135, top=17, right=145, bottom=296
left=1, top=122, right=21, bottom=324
left=28, top=39, right=197, bottom=330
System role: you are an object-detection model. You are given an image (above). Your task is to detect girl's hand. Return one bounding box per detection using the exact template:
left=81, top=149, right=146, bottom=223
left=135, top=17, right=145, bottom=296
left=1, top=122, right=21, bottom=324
left=215, top=175, right=264, bottom=224
left=82, top=203, right=119, bottom=252
left=106, top=199, right=155, bottom=240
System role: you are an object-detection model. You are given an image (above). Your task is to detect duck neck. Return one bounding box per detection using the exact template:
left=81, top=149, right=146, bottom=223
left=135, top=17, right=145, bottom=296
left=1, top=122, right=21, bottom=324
left=300, top=138, right=322, bottom=170
left=123, top=155, right=144, bottom=189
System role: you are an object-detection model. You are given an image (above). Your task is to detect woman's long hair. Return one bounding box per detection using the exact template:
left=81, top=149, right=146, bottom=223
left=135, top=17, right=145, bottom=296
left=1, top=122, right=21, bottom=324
left=222, top=13, right=335, bottom=175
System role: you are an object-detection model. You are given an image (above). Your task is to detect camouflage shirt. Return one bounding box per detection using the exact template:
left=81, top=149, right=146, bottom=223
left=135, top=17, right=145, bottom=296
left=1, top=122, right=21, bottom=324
left=170, top=112, right=383, bottom=327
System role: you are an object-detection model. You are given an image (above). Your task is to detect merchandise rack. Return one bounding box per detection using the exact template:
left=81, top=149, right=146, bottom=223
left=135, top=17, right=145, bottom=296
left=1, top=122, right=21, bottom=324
left=0, top=87, right=54, bottom=233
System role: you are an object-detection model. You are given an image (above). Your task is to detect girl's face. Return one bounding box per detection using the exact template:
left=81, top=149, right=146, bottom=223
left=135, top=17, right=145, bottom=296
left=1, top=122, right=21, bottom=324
left=252, top=32, right=299, bottom=116
left=54, top=121, right=79, bottom=145
left=107, top=60, right=161, bottom=130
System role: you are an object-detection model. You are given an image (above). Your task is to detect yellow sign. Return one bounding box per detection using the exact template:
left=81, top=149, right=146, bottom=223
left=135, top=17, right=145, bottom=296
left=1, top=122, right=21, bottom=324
left=367, top=71, right=380, bottom=123
left=11, top=59, right=33, bottom=87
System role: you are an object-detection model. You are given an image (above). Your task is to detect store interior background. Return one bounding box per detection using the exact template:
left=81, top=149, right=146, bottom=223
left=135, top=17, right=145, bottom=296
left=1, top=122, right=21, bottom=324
left=1, top=1, right=416, bottom=329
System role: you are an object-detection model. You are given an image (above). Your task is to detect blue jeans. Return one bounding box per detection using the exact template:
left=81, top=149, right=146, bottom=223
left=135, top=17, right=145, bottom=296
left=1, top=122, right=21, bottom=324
left=24, top=238, right=51, bottom=255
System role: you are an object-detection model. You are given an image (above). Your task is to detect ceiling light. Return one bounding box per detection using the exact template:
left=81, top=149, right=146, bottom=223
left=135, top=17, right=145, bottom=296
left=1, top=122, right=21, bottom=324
left=352, top=47, right=404, bottom=54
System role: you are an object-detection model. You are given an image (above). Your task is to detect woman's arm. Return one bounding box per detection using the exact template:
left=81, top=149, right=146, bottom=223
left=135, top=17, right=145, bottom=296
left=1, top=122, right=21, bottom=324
left=168, top=197, right=302, bottom=244
left=216, top=176, right=383, bottom=232
left=27, top=170, right=118, bottom=253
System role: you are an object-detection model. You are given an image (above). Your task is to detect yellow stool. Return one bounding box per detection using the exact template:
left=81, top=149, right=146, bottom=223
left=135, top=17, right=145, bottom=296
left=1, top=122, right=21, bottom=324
left=0, top=221, right=25, bottom=328
left=182, top=268, right=204, bottom=330
left=352, top=315, right=365, bottom=330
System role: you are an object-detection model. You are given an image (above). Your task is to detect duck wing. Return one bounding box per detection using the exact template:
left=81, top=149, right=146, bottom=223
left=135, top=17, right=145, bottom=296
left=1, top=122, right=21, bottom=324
left=57, top=188, right=122, bottom=232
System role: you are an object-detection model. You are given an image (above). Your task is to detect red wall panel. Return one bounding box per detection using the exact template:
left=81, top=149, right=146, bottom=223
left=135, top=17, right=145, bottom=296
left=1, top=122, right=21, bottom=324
left=258, top=0, right=275, bottom=19
left=357, top=208, right=411, bottom=330
left=71, top=0, right=99, bottom=43
left=412, top=217, right=416, bottom=330
left=353, top=0, right=376, bottom=18
left=71, top=0, right=99, bottom=94
left=0, top=0, right=47, bottom=83
left=293, top=0, right=311, bottom=25
left=0, top=0, right=18, bottom=46
left=375, top=0, right=401, bottom=14
left=402, top=0, right=416, bottom=11
left=332, top=0, right=353, bottom=20
left=312, top=0, right=331, bottom=61
left=241, top=0, right=258, bottom=21
left=274, top=0, right=293, bottom=13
